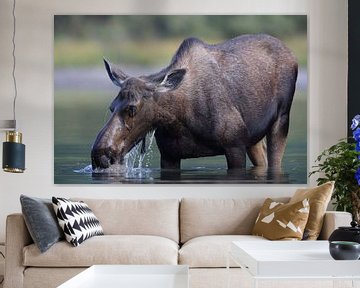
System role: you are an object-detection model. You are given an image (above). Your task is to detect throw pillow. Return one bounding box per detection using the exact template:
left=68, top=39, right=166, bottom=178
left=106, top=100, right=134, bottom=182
left=252, top=198, right=310, bottom=240
left=20, top=195, right=64, bottom=253
left=289, top=181, right=334, bottom=240
left=52, top=197, right=104, bottom=247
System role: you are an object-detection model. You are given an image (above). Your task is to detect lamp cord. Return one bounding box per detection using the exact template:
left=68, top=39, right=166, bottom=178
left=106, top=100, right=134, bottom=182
left=11, top=0, right=17, bottom=129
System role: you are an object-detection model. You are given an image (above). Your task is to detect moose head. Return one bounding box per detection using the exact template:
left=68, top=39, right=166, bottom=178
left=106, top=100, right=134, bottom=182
left=91, top=59, right=186, bottom=169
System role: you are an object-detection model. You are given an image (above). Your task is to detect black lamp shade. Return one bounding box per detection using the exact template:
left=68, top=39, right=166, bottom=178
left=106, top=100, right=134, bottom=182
left=3, top=139, right=25, bottom=173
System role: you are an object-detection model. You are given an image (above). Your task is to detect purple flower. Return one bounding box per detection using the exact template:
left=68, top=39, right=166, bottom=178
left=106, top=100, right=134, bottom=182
left=351, top=115, right=360, bottom=186
left=353, top=128, right=360, bottom=142
left=356, top=167, right=360, bottom=186
left=352, top=115, right=360, bottom=130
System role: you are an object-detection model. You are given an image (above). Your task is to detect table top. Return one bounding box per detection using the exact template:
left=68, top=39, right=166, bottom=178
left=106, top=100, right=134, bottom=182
left=58, top=265, right=189, bottom=288
left=231, top=240, right=360, bottom=278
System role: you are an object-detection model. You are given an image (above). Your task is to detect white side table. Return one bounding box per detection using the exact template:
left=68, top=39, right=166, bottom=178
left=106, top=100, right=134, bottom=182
left=228, top=240, right=360, bottom=288
left=58, top=265, right=189, bottom=288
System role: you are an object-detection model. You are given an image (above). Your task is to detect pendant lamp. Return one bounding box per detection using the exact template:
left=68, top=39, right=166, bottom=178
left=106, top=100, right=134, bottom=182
left=1, top=0, right=25, bottom=173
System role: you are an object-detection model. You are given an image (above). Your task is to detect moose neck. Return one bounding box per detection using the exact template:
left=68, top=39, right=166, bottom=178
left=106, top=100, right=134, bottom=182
left=154, top=90, right=183, bottom=129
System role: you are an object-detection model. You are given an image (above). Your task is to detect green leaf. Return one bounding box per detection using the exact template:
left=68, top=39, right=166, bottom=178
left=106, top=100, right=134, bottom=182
left=310, top=137, right=360, bottom=216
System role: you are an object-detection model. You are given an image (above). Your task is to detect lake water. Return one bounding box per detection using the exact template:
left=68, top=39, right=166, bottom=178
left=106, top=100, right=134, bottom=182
left=54, top=69, right=307, bottom=184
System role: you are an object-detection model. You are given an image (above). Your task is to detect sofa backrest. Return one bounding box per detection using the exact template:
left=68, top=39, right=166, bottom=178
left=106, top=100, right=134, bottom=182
left=73, top=198, right=180, bottom=243
left=180, top=198, right=289, bottom=243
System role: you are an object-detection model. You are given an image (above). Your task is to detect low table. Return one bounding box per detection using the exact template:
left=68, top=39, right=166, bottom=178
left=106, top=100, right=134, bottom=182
left=58, top=265, right=189, bottom=288
left=228, top=241, right=360, bottom=288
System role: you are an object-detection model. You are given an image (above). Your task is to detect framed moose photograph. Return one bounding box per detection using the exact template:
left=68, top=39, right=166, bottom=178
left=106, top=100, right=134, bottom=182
left=54, top=15, right=307, bottom=184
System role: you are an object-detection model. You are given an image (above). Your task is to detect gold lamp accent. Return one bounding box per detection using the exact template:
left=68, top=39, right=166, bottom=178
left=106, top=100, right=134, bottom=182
left=6, top=131, right=22, bottom=143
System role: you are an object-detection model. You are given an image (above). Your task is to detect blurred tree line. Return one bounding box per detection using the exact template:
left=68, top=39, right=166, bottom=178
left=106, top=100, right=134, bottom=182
left=55, top=15, right=306, bottom=40
left=54, top=15, right=307, bottom=67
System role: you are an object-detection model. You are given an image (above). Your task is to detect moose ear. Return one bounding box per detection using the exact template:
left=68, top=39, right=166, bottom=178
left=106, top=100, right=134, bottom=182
left=103, top=58, right=128, bottom=88
left=157, top=69, right=186, bottom=92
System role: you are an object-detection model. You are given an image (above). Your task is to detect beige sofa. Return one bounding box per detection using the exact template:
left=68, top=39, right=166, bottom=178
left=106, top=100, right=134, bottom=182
left=4, top=198, right=352, bottom=288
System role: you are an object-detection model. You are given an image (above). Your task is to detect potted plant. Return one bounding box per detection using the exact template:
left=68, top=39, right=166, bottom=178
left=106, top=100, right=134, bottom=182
left=310, top=115, right=360, bottom=222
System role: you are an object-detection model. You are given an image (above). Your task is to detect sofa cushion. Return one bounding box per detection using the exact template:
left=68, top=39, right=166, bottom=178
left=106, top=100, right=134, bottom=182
left=20, top=195, right=64, bottom=253
left=52, top=197, right=104, bottom=247
left=290, top=181, right=334, bottom=240
left=23, top=235, right=178, bottom=267
left=180, top=198, right=288, bottom=243
left=72, top=198, right=179, bottom=243
left=179, top=235, right=267, bottom=268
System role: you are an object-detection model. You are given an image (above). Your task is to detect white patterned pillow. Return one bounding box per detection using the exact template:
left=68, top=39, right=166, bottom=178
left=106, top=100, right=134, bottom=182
left=52, top=197, right=104, bottom=246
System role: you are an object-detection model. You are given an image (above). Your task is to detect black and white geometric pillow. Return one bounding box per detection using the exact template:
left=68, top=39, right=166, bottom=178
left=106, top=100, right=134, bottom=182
left=52, top=197, right=104, bottom=247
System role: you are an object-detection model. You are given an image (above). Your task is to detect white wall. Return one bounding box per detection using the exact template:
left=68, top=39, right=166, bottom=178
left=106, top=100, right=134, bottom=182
left=0, top=0, right=347, bottom=242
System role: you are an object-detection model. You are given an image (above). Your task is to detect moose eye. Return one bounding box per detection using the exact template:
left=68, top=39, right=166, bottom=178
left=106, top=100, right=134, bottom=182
left=127, top=105, right=137, bottom=118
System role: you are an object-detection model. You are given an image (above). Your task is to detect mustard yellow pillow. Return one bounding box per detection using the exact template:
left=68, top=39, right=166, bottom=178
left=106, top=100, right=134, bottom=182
left=289, top=181, right=334, bottom=240
left=252, top=198, right=310, bottom=240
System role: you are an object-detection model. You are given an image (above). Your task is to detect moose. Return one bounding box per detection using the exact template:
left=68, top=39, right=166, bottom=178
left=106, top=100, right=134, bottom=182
left=91, top=34, right=298, bottom=171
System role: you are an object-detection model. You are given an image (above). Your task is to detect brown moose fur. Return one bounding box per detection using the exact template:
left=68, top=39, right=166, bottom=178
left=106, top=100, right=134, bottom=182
left=91, top=34, right=298, bottom=170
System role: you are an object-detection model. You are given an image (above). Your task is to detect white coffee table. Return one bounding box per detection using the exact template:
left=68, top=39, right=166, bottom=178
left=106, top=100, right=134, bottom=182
left=58, top=265, right=189, bottom=288
left=228, top=241, right=360, bottom=288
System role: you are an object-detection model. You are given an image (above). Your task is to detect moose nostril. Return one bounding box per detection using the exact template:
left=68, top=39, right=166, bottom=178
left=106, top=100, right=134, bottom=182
left=105, top=150, right=117, bottom=165
left=110, top=158, right=115, bottom=165
left=91, top=148, right=120, bottom=169
left=91, top=151, right=111, bottom=169
left=99, top=155, right=111, bottom=168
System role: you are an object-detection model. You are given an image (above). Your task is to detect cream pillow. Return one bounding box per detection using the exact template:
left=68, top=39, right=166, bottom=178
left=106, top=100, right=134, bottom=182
left=289, top=181, right=334, bottom=240
left=252, top=198, right=310, bottom=240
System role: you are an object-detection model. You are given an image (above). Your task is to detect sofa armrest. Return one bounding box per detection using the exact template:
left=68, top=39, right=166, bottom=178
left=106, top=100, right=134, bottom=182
left=318, top=211, right=352, bottom=240
left=4, top=213, right=33, bottom=288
